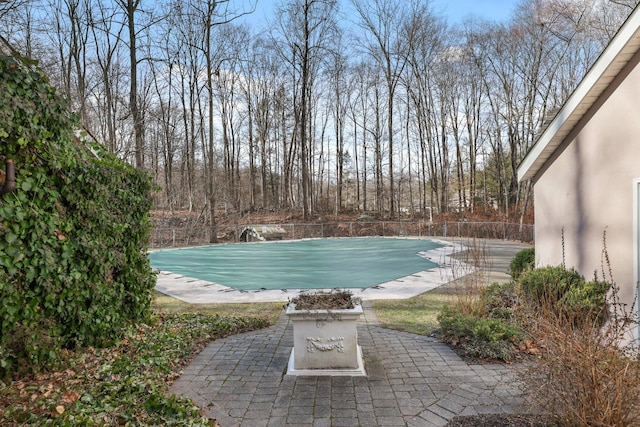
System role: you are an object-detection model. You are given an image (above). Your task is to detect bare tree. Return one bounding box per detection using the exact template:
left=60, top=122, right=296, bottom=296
left=273, top=0, right=338, bottom=219
left=242, top=36, right=285, bottom=209
left=351, top=0, right=410, bottom=218
left=45, top=0, right=91, bottom=124
left=0, top=0, right=28, bottom=20
left=88, top=1, right=126, bottom=154
left=114, top=0, right=145, bottom=168
left=326, top=35, right=350, bottom=216
left=6, top=0, right=637, bottom=221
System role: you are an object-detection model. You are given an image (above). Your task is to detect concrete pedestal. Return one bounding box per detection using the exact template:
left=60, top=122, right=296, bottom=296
left=285, top=303, right=366, bottom=376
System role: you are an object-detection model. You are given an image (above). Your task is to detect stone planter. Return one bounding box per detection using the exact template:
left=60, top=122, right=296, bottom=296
left=285, top=302, right=366, bottom=376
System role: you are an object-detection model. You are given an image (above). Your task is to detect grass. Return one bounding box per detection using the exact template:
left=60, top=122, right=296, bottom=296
left=152, top=291, right=284, bottom=324
left=155, top=285, right=455, bottom=338
left=373, top=236, right=504, bottom=336
left=373, top=290, right=456, bottom=335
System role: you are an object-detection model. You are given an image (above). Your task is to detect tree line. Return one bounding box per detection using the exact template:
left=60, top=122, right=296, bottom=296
left=1, top=0, right=637, bottom=227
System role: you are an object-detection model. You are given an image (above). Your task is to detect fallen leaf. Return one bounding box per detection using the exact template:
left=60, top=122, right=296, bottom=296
left=62, top=390, right=80, bottom=404
left=52, top=405, right=64, bottom=417
left=41, top=384, right=54, bottom=398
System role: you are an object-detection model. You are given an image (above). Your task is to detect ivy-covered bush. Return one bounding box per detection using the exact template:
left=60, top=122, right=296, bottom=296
left=0, top=52, right=155, bottom=377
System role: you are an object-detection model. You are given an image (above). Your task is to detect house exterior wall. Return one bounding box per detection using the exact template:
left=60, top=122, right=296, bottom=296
left=533, top=57, right=640, bottom=321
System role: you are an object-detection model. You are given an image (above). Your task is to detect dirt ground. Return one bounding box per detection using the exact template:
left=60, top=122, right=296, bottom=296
left=150, top=208, right=534, bottom=228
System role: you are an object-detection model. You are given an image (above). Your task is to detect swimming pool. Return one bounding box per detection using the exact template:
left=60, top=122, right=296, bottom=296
left=149, top=237, right=443, bottom=291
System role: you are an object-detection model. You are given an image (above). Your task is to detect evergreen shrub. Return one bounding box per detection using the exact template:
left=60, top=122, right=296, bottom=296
left=518, top=266, right=611, bottom=326
left=509, top=246, right=535, bottom=279
left=518, top=266, right=583, bottom=307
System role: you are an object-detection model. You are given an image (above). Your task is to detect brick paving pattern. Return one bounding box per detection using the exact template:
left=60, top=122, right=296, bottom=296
left=170, top=301, right=528, bottom=427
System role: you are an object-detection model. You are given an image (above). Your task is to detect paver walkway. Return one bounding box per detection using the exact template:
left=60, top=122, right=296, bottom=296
left=170, top=301, right=529, bottom=427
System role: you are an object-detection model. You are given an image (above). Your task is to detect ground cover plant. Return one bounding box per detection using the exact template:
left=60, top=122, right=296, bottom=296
left=0, top=311, right=270, bottom=425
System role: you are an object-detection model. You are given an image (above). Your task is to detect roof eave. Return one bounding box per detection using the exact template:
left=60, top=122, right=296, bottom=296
left=518, top=6, right=640, bottom=183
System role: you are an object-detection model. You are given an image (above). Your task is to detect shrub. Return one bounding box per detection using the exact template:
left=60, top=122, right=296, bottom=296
left=518, top=233, right=638, bottom=426
left=518, top=266, right=611, bottom=326
left=510, top=247, right=535, bottom=279
left=438, top=305, right=522, bottom=361
left=0, top=52, right=155, bottom=377
left=559, top=278, right=610, bottom=326
left=518, top=266, right=583, bottom=307
left=521, top=296, right=640, bottom=427
left=480, top=282, right=520, bottom=320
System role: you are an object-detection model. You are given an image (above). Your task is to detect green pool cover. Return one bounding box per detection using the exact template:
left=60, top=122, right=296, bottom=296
left=149, top=237, right=443, bottom=291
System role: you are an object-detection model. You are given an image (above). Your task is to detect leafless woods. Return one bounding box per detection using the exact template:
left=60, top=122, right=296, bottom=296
left=1, top=0, right=637, bottom=221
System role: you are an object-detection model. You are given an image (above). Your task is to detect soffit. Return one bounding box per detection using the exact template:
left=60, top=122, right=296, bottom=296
left=518, top=8, right=640, bottom=182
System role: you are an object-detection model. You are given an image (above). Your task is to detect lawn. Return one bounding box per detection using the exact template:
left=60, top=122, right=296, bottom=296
left=372, top=284, right=458, bottom=335
left=152, top=291, right=284, bottom=323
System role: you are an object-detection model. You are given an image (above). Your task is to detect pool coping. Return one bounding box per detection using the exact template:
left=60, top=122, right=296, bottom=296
left=153, top=238, right=475, bottom=303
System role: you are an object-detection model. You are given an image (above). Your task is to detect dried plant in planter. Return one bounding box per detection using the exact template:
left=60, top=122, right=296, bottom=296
left=290, top=290, right=358, bottom=310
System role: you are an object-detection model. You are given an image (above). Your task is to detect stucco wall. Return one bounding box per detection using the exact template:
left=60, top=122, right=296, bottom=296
left=533, top=56, right=640, bottom=319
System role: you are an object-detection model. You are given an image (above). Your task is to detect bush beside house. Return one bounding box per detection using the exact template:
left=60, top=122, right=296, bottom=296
left=439, top=246, right=639, bottom=426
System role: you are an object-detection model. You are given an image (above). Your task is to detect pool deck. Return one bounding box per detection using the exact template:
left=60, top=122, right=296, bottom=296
left=155, top=237, right=527, bottom=303
left=167, top=238, right=535, bottom=426
left=171, top=301, right=532, bottom=427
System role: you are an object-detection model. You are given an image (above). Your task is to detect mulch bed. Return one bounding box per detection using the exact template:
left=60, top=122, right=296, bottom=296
left=447, top=414, right=562, bottom=426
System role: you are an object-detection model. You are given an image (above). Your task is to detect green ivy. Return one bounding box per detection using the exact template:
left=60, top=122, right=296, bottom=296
left=0, top=52, right=155, bottom=377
